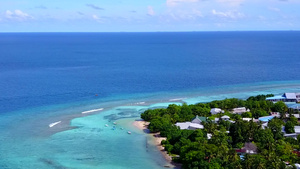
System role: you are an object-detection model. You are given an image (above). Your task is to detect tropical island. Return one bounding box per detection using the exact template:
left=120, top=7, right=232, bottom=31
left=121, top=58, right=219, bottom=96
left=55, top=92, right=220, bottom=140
left=140, top=93, right=300, bottom=169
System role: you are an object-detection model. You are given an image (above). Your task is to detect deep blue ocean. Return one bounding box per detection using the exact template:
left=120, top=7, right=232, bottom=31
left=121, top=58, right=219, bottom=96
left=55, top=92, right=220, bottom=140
left=0, top=32, right=300, bottom=169
left=1, top=32, right=300, bottom=114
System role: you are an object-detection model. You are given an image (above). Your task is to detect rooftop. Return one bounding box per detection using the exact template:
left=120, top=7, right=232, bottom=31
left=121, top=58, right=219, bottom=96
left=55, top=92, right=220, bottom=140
left=259, top=116, right=274, bottom=122
left=295, top=126, right=300, bottom=133
left=221, top=115, right=230, bottom=119
left=266, top=95, right=286, bottom=100
left=191, top=115, right=202, bottom=124
left=242, top=118, right=255, bottom=122
left=282, top=126, right=300, bottom=134
left=175, top=122, right=204, bottom=130
left=199, top=116, right=207, bottom=122
left=189, top=123, right=204, bottom=129
left=285, top=93, right=297, bottom=99
left=175, top=122, right=191, bottom=130
left=288, top=104, right=300, bottom=109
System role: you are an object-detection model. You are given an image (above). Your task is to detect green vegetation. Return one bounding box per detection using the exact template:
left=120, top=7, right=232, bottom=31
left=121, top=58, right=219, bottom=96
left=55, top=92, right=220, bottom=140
left=141, top=94, right=300, bottom=169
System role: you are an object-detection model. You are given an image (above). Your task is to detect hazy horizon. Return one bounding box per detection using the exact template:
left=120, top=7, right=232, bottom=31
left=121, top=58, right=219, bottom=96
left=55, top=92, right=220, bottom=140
left=1, top=0, right=299, bottom=32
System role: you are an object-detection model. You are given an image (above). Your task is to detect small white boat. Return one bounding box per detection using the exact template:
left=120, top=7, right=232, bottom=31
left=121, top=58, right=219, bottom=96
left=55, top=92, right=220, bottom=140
left=105, top=124, right=109, bottom=127
left=113, top=122, right=117, bottom=125
left=127, top=131, right=131, bottom=134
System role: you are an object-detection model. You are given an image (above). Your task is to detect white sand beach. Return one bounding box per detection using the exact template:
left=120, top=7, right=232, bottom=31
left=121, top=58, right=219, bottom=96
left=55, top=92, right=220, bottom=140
left=132, top=120, right=176, bottom=165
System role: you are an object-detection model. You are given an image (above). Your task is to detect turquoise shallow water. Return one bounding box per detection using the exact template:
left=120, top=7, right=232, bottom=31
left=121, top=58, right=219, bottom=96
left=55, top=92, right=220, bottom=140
left=0, top=81, right=300, bottom=168
left=1, top=32, right=300, bottom=168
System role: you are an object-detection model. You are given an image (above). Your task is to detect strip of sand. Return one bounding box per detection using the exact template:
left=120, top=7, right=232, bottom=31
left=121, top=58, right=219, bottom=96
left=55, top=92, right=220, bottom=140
left=133, top=120, right=180, bottom=168
left=132, top=120, right=149, bottom=132
left=152, top=133, right=172, bottom=162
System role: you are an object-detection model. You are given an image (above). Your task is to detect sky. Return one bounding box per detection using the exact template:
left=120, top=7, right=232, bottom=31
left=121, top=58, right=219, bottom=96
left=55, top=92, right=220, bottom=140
left=0, top=0, right=299, bottom=32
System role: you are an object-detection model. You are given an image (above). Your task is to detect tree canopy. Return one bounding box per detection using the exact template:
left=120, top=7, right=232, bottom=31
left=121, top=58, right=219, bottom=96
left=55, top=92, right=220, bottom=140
left=140, top=94, right=299, bottom=169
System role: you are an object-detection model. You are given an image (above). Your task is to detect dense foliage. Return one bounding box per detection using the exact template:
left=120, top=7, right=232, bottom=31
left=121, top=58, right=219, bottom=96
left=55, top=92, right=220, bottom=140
left=141, top=94, right=300, bottom=169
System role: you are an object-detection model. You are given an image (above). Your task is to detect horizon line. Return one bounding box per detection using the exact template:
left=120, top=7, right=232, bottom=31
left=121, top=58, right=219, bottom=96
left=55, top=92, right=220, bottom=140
left=0, top=30, right=299, bottom=33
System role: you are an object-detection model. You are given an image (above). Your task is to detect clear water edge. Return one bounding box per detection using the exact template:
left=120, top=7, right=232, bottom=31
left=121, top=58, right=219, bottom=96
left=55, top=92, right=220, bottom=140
left=1, top=80, right=300, bottom=168
left=1, top=32, right=300, bottom=168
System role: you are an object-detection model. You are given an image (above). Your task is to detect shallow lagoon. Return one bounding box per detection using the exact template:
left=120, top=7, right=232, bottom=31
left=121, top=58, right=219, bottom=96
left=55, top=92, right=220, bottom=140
left=0, top=81, right=300, bottom=168
left=1, top=32, right=300, bottom=168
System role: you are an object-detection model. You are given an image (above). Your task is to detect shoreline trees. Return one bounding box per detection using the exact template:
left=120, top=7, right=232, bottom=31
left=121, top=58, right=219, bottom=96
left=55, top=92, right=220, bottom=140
left=141, top=94, right=300, bottom=169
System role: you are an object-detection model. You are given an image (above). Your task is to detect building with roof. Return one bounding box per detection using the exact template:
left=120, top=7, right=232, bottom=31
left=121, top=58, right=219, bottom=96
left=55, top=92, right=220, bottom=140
left=236, top=142, right=258, bottom=154
left=175, top=122, right=191, bottom=130
left=242, top=118, right=255, bottom=122
left=295, top=163, right=300, bottom=169
left=242, top=142, right=258, bottom=154
left=294, top=114, right=300, bottom=119
left=294, top=126, right=300, bottom=134
left=210, top=108, right=224, bottom=115
left=282, top=126, right=300, bottom=138
left=175, top=115, right=205, bottom=130
left=189, top=123, right=204, bottom=130
left=259, top=116, right=274, bottom=122
left=285, top=113, right=300, bottom=119
left=270, top=112, right=281, bottom=118
left=214, top=118, right=220, bottom=123
left=191, top=115, right=202, bottom=124
left=262, top=122, right=268, bottom=129
left=191, top=115, right=207, bottom=124
left=221, top=115, right=230, bottom=121
left=266, top=93, right=300, bottom=103
left=175, top=122, right=204, bottom=130
left=288, top=104, right=300, bottom=112
left=232, top=107, right=249, bottom=114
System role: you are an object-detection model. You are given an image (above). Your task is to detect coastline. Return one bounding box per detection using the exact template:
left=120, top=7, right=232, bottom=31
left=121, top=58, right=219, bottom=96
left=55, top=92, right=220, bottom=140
left=2, top=81, right=300, bottom=168
left=132, top=120, right=181, bottom=168
left=2, top=32, right=300, bottom=169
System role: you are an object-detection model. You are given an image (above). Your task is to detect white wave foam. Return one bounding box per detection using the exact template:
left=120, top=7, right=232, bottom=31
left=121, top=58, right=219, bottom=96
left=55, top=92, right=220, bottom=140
left=169, top=98, right=187, bottom=101
left=49, top=121, right=61, bottom=128
left=135, top=102, right=145, bottom=105
left=81, top=108, right=104, bottom=114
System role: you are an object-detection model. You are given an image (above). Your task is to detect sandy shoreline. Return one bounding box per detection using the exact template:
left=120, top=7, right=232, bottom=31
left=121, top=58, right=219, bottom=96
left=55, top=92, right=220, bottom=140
left=133, top=120, right=180, bottom=168
left=132, top=120, right=150, bottom=132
